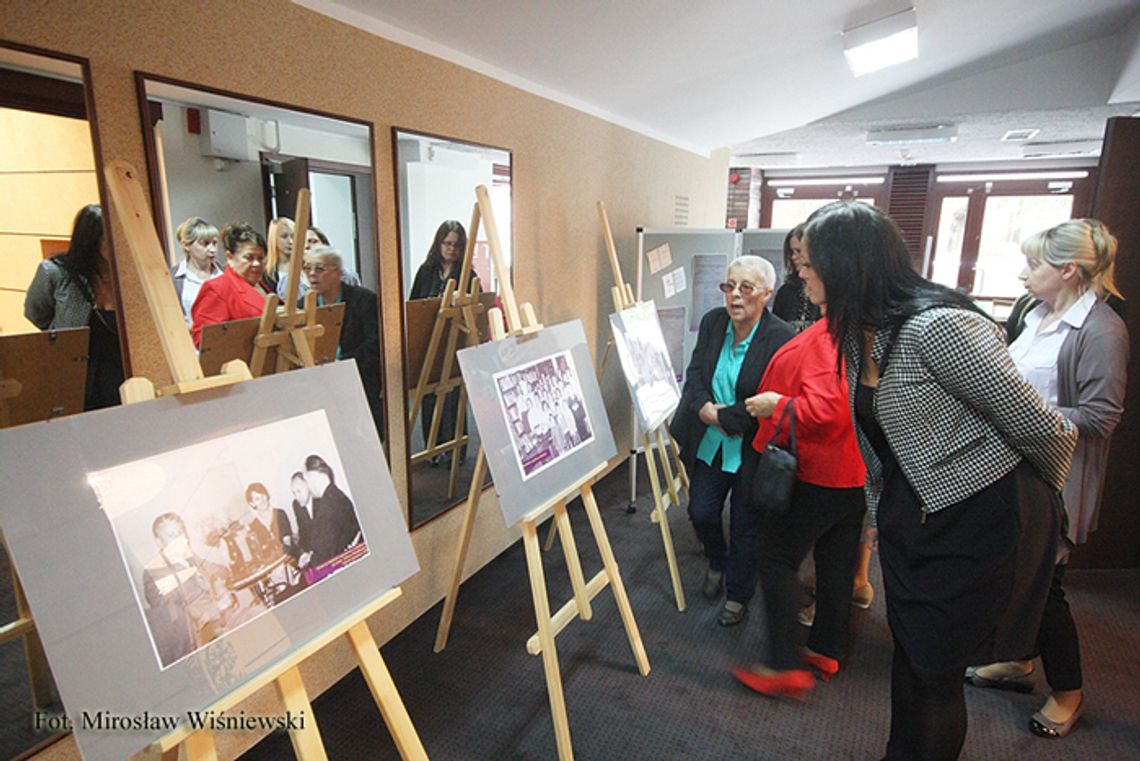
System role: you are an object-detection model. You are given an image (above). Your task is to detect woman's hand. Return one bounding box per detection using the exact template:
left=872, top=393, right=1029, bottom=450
left=698, top=401, right=725, bottom=428
left=745, top=391, right=782, bottom=418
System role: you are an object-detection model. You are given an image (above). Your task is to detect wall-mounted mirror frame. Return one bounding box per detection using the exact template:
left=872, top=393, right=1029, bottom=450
left=0, top=36, right=127, bottom=760
left=392, top=127, right=512, bottom=529
left=133, top=73, right=387, bottom=449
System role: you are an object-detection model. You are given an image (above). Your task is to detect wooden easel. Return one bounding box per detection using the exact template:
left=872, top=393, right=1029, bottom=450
left=249, top=189, right=327, bottom=377
left=104, top=160, right=428, bottom=761
left=407, top=202, right=487, bottom=499
left=433, top=186, right=649, bottom=761
left=592, top=201, right=690, bottom=611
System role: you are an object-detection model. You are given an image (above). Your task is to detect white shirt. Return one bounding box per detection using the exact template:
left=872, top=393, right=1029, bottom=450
left=174, top=259, right=223, bottom=324
left=1008, top=289, right=1096, bottom=407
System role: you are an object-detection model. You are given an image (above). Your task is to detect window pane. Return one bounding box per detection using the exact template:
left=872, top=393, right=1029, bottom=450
left=770, top=197, right=875, bottom=229
left=973, top=195, right=1074, bottom=297
left=930, top=197, right=968, bottom=289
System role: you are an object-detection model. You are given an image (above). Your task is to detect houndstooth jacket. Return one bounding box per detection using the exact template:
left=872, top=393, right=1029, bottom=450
left=844, top=307, right=1076, bottom=523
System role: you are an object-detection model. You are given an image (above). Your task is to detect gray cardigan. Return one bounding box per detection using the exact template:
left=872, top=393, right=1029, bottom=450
left=24, top=258, right=93, bottom=331
left=1055, top=300, right=1129, bottom=545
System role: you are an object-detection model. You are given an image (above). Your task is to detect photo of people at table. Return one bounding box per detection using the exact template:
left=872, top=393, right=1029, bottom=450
left=96, top=414, right=369, bottom=670
left=493, top=350, right=594, bottom=480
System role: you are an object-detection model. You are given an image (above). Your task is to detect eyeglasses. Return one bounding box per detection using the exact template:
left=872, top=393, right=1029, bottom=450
left=719, top=281, right=758, bottom=295
left=303, top=264, right=332, bottom=274
left=441, top=240, right=462, bottom=249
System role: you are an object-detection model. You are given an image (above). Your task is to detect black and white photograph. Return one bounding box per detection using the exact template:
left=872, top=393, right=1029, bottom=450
left=90, top=411, right=368, bottom=671
left=610, top=300, right=682, bottom=432
left=493, top=349, right=594, bottom=479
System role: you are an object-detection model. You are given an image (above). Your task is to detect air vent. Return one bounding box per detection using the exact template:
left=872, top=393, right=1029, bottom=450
left=866, top=125, right=957, bottom=145
left=1021, top=140, right=1101, bottom=158
left=1001, top=129, right=1040, bottom=142
left=673, top=195, right=689, bottom=226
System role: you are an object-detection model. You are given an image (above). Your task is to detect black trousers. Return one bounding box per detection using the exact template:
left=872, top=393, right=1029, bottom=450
left=886, top=641, right=967, bottom=761
left=757, top=481, right=865, bottom=670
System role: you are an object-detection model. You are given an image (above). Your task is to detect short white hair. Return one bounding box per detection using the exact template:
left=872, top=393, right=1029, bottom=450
left=727, top=255, right=775, bottom=289
left=305, top=245, right=343, bottom=270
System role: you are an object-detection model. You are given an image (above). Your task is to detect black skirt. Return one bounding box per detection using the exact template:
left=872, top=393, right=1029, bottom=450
left=876, top=458, right=1061, bottom=671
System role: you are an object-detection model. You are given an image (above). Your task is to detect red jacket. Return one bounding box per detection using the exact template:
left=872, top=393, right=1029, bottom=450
left=190, top=266, right=267, bottom=347
left=752, top=320, right=865, bottom=488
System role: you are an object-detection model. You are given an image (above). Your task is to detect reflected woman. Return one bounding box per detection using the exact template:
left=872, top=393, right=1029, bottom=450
left=170, top=216, right=222, bottom=323
left=24, top=204, right=124, bottom=410
left=190, top=222, right=268, bottom=347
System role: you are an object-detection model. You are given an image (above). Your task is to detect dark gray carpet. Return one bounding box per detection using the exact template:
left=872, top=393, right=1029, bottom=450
left=241, top=462, right=1140, bottom=760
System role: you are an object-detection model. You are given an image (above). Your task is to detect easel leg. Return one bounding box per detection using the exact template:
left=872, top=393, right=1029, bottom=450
left=552, top=501, right=592, bottom=621
left=434, top=447, right=487, bottom=652
left=522, top=520, right=574, bottom=761
left=346, top=622, right=429, bottom=761
left=655, top=427, right=682, bottom=508
left=274, top=666, right=328, bottom=761
left=11, top=570, right=53, bottom=708
left=181, top=730, right=218, bottom=761
left=644, top=433, right=685, bottom=611
left=580, top=485, right=650, bottom=676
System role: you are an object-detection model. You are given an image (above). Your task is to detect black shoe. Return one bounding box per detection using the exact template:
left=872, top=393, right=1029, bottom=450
left=718, top=601, right=747, bottom=627
left=702, top=569, right=724, bottom=600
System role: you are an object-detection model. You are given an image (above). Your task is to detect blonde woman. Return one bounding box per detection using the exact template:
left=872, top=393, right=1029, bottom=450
left=170, top=217, right=222, bottom=321
left=264, top=216, right=296, bottom=296
left=967, top=219, right=1128, bottom=739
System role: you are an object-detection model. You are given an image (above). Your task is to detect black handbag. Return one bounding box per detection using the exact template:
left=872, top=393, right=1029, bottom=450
left=750, top=399, right=798, bottom=514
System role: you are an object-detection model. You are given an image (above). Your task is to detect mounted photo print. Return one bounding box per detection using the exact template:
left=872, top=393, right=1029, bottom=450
left=609, top=300, right=681, bottom=432
left=459, top=320, right=616, bottom=526
left=0, top=362, right=417, bottom=761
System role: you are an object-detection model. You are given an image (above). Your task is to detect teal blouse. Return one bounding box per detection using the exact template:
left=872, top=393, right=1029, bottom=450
left=695, top=318, right=760, bottom=473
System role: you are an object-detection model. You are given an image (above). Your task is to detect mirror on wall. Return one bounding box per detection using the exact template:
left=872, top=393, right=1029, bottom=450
left=136, top=75, right=385, bottom=440
left=1, top=40, right=122, bottom=761
left=394, top=129, right=511, bottom=528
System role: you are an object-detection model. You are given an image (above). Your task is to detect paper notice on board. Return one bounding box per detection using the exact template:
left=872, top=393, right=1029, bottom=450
left=662, top=266, right=687, bottom=298
left=646, top=242, right=673, bottom=275
left=691, top=253, right=728, bottom=330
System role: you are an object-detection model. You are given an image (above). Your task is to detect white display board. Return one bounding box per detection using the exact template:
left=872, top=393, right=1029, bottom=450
left=0, top=362, right=418, bottom=761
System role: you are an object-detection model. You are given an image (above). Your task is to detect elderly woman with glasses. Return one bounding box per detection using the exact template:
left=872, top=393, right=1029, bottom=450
left=670, top=255, right=795, bottom=626
left=190, top=222, right=269, bottom=347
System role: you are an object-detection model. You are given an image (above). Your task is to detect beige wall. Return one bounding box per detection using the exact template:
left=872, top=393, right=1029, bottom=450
left=0, top=107, right=99, bottom=335
left=2, top=2, right=727, bottom=758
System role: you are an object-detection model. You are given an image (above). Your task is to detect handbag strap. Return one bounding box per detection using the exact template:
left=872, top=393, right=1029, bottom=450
left=764, top=398, right=796, bottom=455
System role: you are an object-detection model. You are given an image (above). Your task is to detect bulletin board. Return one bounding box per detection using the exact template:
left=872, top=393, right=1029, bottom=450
left=740, top=228, right=791, bottom=292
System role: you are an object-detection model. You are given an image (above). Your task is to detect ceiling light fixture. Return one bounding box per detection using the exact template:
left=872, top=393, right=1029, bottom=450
left=866, top=124, right=957, bottom=145
left=843, top=7, right=918, bottom=76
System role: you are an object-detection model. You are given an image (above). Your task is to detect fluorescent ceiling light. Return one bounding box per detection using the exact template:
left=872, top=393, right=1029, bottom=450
left=767, top=177, right=885, bottom=187
left=843, top=8, right=918, bottom=76
left=867, top=125, right=957, bottom=145
left=937, top=171, right=1089, bottom=183
left=1001, top=129, right=1040, bottom=142
left=1021, top=140, right=1101, bottom=158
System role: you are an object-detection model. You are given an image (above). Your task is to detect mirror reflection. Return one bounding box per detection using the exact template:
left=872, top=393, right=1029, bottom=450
left=394, top=129, right=511, bottom=527
left=139, top=77, right=384, bottom=437
left=1, top=42, right=116, bottom=761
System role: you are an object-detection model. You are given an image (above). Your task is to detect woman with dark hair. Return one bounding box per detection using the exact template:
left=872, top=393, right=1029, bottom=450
left=409, top=220, right=471, bottom=300
left=770, top=225, right=821, bottom=333
left=24, top=203, right=124, bottom=410
left=190, top=222, right=269, bottom=347
left=410, top=220, right=477, bottom=458
left=805, top=201, right=1075, bottom=761
left=298, top=455, right=363, bottom=570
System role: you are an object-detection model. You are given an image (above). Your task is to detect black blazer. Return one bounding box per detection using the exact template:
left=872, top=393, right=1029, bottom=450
left=670, top=307, right=795, bottom=472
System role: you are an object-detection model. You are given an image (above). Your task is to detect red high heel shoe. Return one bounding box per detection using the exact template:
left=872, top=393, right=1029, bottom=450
left=731, top=667, right=815, bottom=700
left=801, top=652, right=840, bottom=682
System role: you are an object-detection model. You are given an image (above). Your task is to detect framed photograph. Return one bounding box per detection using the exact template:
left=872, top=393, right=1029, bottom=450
left=459, top=320, right=616, bottom=526
left=0, top=362, right=417, bottom=761
left=609, top=301, right=681, bottom=432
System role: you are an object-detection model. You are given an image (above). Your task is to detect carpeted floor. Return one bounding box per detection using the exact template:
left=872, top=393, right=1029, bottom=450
left=240, top=462, right=1140, bottom=761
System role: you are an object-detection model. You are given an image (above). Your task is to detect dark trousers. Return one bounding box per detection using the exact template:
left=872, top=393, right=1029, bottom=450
left=1037, top=563, right=1083, bottom=692
left=687, top=457, right=760, bottom=604
left=422, top=388, right=460, bottom=447
left=757, top=481, right=865, bottom=670
left=886, top=641, right=967, bottom=761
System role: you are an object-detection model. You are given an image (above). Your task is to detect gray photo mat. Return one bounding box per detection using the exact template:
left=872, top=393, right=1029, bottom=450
left=609, top=301, right=681, bottom=432
left=458, top=319, right=617, bottom=527
left=0, top=362, right=418, bottom=761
